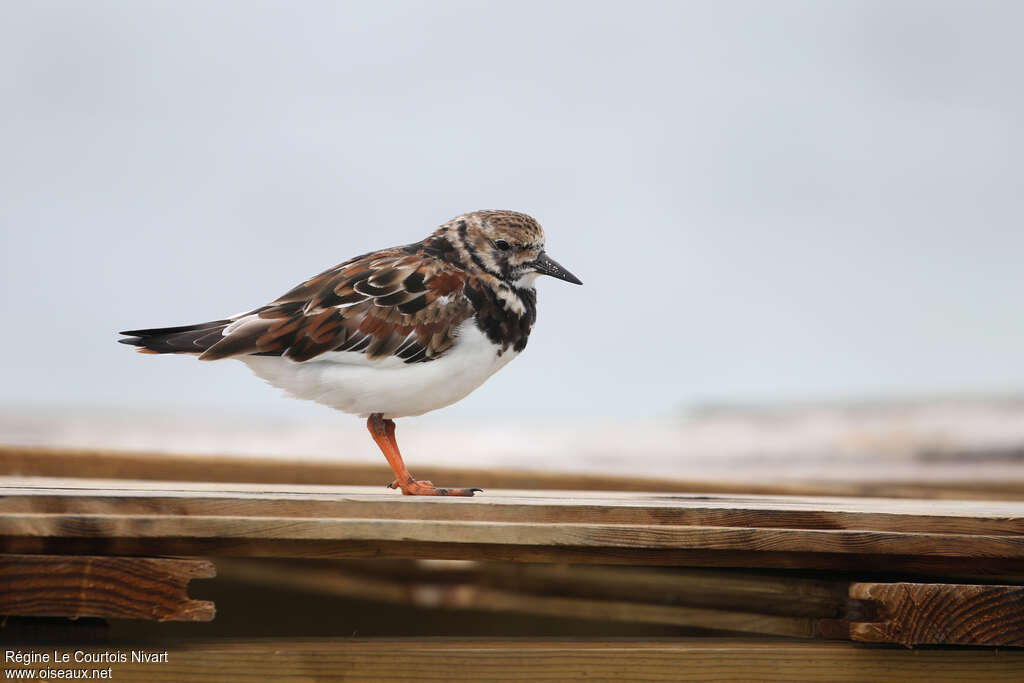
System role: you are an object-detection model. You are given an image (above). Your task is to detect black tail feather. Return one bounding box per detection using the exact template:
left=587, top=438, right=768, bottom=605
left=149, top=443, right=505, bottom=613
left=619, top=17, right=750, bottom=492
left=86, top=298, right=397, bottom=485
left=118, top=320, right=233, bottom=355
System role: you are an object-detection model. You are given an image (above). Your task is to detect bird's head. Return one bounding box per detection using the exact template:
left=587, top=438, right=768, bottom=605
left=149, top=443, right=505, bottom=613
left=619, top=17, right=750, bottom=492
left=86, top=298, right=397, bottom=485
left=438, top=209, right=582, bottom=289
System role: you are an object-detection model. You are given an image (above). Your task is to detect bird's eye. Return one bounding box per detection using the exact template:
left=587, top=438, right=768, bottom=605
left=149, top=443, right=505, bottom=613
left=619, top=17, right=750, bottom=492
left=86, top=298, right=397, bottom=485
left=494, top=239, right=511, bottom=251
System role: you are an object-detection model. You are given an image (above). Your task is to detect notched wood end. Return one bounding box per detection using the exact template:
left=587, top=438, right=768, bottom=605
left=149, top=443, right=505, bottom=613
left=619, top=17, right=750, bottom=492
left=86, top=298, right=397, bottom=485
left=820, top=582, right=1024, bottom=648
left=0, top=554, right=217, bottom=622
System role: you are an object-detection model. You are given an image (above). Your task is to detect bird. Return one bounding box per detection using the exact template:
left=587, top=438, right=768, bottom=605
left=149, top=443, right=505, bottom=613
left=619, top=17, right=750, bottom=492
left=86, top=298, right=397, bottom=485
left=119, top=210, right=582, bottom=496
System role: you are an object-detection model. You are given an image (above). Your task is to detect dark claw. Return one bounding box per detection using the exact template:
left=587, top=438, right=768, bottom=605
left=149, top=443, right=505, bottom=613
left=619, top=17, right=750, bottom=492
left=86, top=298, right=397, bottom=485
left=385, top=481, right=395, bottom=489
left=471, top=488, right=484, bottom=493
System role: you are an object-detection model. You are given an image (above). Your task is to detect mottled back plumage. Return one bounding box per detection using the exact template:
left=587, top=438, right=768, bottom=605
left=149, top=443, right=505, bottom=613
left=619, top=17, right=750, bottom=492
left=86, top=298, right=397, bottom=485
left=120, top=210, right=561, bottom=365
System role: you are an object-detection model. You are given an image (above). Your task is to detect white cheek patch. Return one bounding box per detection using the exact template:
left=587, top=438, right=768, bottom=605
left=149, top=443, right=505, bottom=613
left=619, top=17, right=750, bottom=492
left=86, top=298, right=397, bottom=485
left=514, top=272, right=540, bottom=289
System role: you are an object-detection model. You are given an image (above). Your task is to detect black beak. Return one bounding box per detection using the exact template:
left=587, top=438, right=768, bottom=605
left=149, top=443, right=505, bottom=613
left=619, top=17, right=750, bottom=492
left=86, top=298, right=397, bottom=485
left=533, top=251, right=582, bottom=285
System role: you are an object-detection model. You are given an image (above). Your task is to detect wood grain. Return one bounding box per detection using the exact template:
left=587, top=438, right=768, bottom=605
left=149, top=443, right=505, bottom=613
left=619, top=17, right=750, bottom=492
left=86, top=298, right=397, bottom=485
left=12, top=638, right=1024, bottom=681
left=14, top=537, right=1024, bottom=575
left=0, top=554, right=215, bottom=621
left=216, top=559, right=819, bottom=638
left=217, top=560, right=1024, bottom=645
left=3, top=478, right=1024, bottom=573
left=845, top=582, right=1024, bottom=646
left=8, top=512, right=1024, bottom=556
left=5, top=478, right=1024, bottom=533
left=421, top=563, right=851, bottom=618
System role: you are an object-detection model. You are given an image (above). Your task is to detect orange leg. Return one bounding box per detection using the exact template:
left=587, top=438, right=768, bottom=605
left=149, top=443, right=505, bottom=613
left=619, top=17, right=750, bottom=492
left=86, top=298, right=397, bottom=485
left=366, top=413, right=481, bottom=497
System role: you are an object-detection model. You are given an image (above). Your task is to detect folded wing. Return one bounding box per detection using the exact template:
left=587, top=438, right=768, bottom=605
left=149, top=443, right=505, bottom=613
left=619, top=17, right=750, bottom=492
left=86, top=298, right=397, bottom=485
left=121, top=246, right=476, bottom=365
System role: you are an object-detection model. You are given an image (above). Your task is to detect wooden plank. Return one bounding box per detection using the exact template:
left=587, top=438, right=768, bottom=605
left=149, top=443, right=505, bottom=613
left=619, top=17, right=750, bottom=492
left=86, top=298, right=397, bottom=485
left=843, top=582, right=1024, bottom=646
left=217, top=560, right=1024, bottom=645
left=2, top=478, right=1024, bottom=572
left=8, top=638, right=1024, bottom=681
left=0, top=554, right=215, bottom=621
left=499, top=565, right=849, bottom=618
left=384, top=562, right=851, bottom=618
left=15, top=537, right=1024, bottom=575
left=215, top=559, right=818, bottom=638
left=2, top=536, right=1021, bottom=575
left=8, top=512, right=1024, bottom=556
left=5, top=444, right=1024, bottom=500
left=4, top=478, right=1024, bottom=533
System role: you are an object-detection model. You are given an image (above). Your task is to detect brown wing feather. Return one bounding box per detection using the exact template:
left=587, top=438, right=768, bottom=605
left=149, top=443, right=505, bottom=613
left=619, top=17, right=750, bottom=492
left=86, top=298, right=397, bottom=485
left=198, top=246, right=475, bottom=363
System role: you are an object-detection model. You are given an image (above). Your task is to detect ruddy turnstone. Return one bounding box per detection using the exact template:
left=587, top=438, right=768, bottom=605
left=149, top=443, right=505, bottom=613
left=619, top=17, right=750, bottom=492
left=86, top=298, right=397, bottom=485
left=119, top=210, right=582, bottom=496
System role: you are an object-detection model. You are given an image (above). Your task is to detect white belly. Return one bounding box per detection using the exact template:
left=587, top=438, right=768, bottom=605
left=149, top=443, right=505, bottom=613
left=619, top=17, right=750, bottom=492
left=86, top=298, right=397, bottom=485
left=240, top=321, right=518, bottom=418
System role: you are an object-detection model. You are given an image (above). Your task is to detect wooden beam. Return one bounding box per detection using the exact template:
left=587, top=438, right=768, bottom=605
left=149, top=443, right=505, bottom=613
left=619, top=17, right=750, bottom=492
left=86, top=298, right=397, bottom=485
left=0, top=554, right=215, bottom=621
left=9, top=638, right=1024, bottom=681
left=3, top=478, right=1024, bottom=573
left=5, top=478, right=1024, bottom=533
left=433, top=563, right=850, bottom=618
left=216, top=560, right=1024, bottom=646
left=840, top=582, right=1024, bottom=646
left=8, top=513, right=1024, bottom=556
left=215, top=559, right=819, bottom=639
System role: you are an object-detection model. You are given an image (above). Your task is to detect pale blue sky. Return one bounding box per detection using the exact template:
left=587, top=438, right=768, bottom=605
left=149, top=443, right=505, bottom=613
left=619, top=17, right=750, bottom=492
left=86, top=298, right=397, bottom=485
left=2, top=1, right=1023, bottom=422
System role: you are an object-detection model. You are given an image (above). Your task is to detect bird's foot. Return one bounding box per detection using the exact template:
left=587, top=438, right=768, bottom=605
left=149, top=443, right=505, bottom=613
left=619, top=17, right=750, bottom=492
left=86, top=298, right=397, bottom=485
left=386, top=479, right=482, bottom=496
